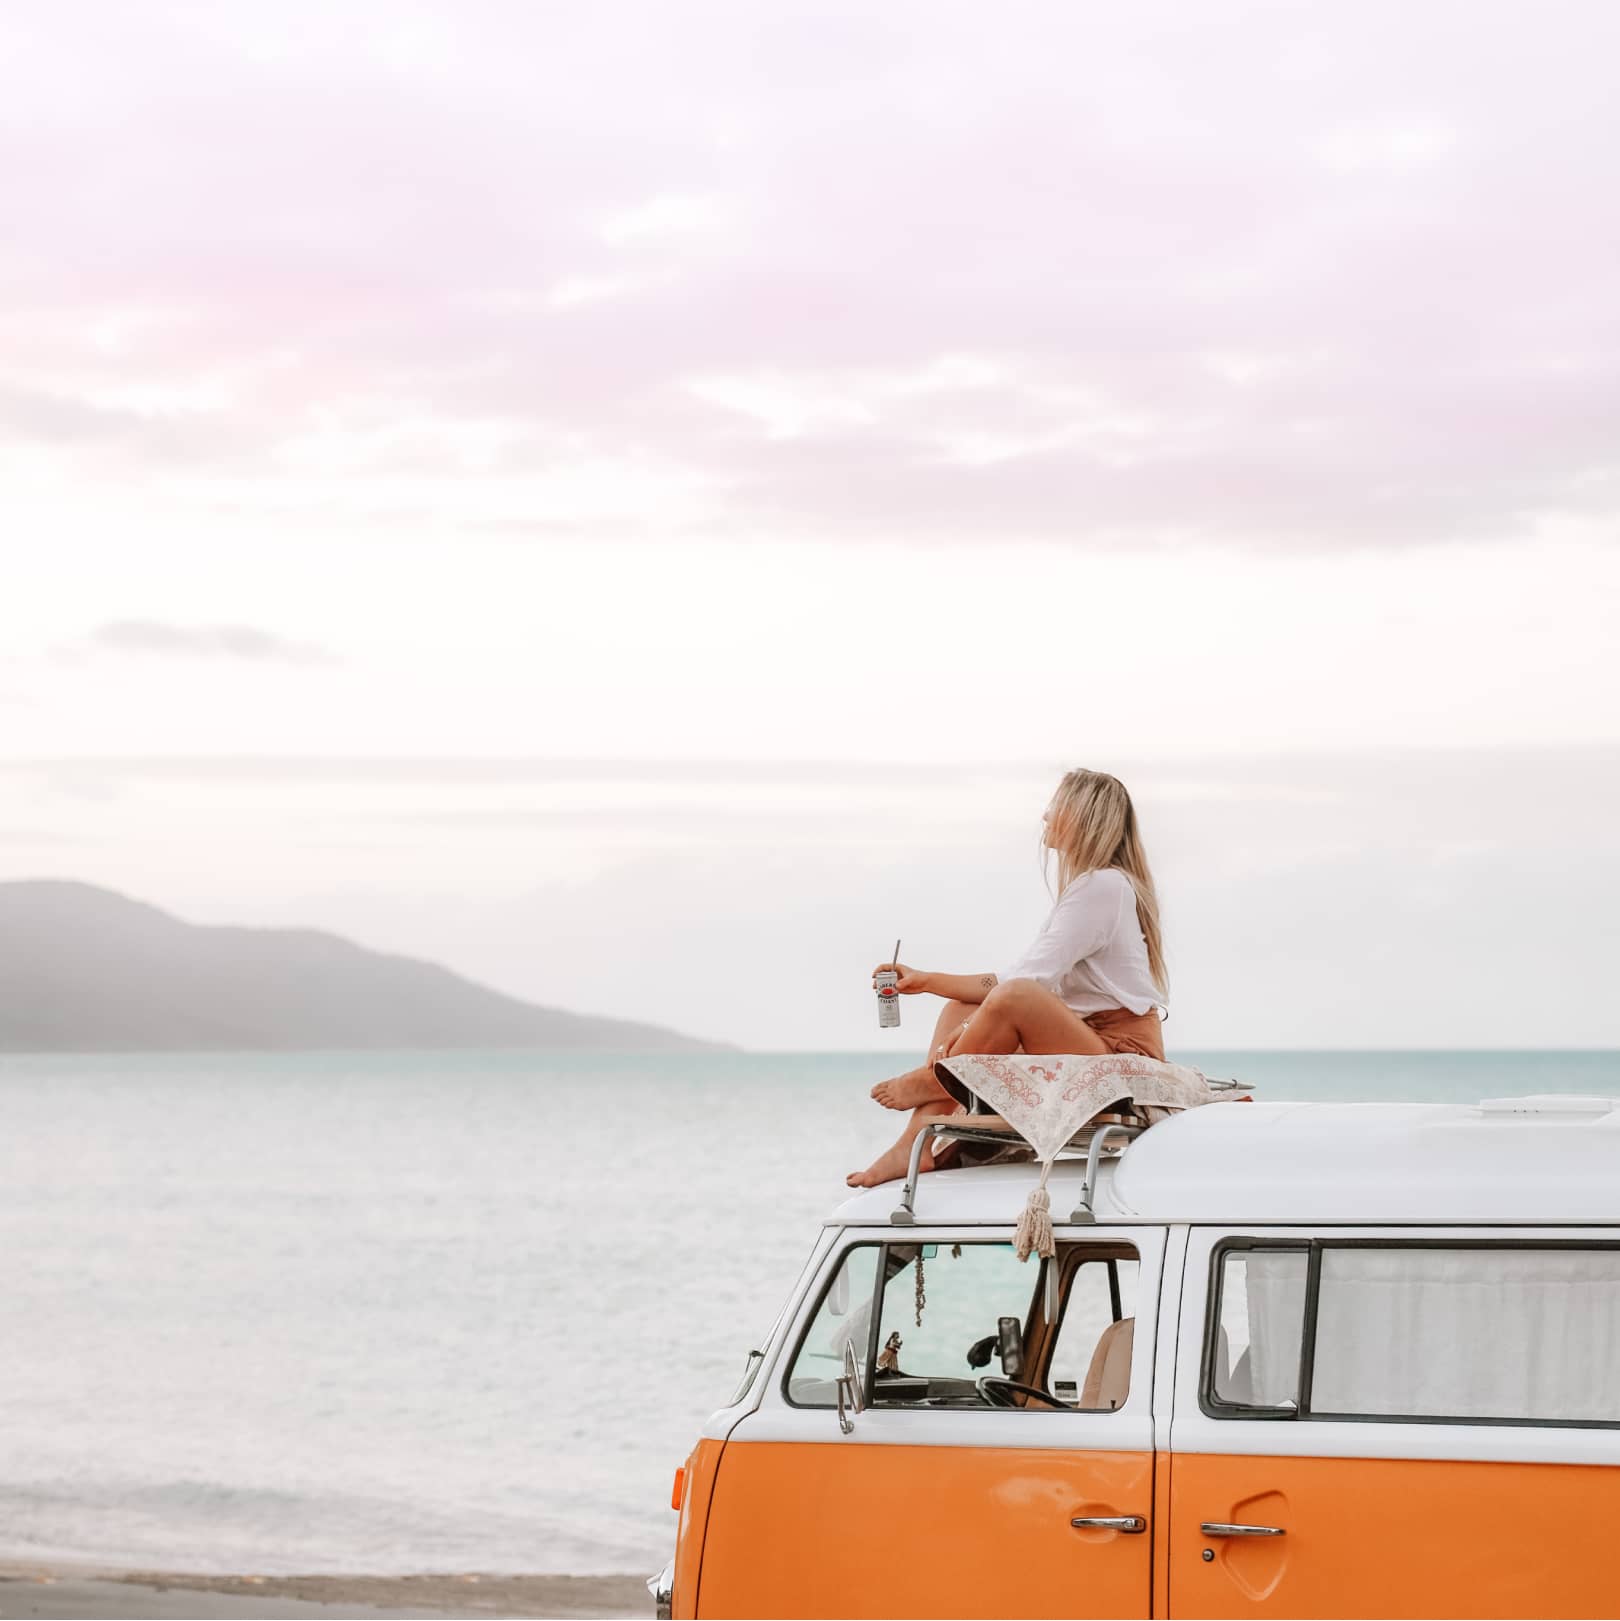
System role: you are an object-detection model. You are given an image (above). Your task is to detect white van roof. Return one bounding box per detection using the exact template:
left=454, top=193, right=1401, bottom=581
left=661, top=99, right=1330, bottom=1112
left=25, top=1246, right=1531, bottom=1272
left=829, top=1097, right=1620, bottom=1227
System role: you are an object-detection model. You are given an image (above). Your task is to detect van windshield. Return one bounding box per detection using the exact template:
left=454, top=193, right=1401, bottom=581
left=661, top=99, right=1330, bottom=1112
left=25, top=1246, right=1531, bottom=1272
left=786, top=1240, right=1138, bottom=1411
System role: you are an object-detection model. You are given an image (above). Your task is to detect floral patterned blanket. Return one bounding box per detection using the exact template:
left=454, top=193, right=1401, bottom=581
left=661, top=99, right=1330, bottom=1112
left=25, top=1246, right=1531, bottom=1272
left=933, top=1051, right=1215, bottom=1164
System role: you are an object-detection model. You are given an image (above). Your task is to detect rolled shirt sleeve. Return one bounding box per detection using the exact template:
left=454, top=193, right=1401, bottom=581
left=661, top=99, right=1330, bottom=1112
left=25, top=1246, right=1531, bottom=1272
left=1002, top=870, right=1127, bottom=991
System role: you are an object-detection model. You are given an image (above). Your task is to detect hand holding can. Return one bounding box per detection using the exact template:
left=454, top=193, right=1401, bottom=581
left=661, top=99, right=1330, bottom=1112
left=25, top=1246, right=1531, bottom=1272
left=875, top=968, right=901, bottom=1027
left=876, top=938, right=901, bottom=1028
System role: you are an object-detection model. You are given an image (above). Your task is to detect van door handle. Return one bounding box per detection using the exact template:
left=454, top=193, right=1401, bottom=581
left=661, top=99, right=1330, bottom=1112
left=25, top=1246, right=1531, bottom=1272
left=1072, top=1516, right=1146, bottom=1533
left=1201, top=1522, right=1285, bottom=1537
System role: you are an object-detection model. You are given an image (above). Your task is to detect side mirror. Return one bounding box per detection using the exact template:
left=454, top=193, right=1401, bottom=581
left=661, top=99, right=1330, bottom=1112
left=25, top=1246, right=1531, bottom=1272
left=836, top=1339, right=866, bottom=1434
left=997, top=1316, right=1025, bottom=1380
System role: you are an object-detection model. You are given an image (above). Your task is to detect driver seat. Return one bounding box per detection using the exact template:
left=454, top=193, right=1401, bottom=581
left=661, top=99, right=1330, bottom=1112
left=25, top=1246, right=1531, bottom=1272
left=1079, top=1317, right=1134, bottom=1410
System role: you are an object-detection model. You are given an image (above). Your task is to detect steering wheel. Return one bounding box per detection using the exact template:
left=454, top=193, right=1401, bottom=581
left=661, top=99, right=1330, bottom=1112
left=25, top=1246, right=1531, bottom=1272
left=975, top=1376, right=1072, bottom=1409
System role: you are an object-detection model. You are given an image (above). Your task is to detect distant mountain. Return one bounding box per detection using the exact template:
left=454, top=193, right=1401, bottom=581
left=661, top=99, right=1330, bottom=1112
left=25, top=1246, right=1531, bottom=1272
left=0, top=880, right=728, bottom=1053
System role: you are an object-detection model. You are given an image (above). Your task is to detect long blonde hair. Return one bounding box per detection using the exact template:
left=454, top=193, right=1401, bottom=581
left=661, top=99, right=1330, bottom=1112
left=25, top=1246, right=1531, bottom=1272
left=1043, top=768, right=1167, bottom=1000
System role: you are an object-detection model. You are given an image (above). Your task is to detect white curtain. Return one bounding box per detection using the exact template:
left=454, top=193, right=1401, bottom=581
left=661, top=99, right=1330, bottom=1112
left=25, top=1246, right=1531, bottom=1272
left=1311, top=1248, right=1620, bottom=1422
left=1217, top=1250, right=1307, bottom=1407
left=1245, top=1251, right=1308, bottom=1406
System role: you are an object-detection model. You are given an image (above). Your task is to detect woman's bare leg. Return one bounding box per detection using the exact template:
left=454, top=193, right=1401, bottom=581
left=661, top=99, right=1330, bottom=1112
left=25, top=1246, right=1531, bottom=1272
left=846, top=1098, right=960, bottom=1188
left=849, top=983, right=1117, bottom=1188
left=952, top=978, right=1111, bottom=1058
left=870, top=999, right=975, bottom=1111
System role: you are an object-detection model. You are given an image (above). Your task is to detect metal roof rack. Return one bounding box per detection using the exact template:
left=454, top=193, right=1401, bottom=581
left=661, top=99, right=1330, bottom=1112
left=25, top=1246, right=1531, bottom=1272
left=887, top=1075, right=1252, bottom=1229
left=889, top=1117, right=1144, bottom=1227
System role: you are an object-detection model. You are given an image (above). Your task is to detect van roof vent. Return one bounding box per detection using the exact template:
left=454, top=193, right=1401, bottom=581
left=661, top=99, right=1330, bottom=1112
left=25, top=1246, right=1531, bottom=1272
left=1477, top=1094, right=1616, bottom=1118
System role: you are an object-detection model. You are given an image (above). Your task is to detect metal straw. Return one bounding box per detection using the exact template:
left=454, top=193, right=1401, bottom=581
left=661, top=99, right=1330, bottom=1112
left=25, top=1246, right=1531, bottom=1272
left=893, top=938, right=901, bottom=969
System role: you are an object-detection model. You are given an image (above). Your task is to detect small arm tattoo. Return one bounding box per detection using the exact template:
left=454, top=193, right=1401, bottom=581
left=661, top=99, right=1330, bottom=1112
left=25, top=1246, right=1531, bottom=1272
left=979, top=974, right=997, bottom=990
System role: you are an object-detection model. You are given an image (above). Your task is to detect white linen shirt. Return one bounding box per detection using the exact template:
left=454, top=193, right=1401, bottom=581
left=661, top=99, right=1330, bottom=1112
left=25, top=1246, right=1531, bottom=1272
left=1001, top=867, right=1161, bottom=1017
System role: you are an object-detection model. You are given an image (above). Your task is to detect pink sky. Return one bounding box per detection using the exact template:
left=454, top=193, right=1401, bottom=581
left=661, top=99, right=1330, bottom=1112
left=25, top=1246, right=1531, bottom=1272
left=5, top=0, right=1619, bottom=547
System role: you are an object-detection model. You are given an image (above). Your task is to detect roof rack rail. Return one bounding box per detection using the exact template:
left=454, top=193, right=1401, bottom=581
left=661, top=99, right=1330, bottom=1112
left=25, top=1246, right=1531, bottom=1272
left=889, top=1117, right=1144, bottom=1227
left=884, top=1071, right=1251, bottom=1227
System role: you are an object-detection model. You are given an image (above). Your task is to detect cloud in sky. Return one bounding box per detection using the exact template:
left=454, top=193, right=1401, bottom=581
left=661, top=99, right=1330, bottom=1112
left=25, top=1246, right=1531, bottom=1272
left=10, top=528, right=1617, bottom=764
left=79, top=621, right=339, bottom=664
left=2, top=0, right=1619, bottom=549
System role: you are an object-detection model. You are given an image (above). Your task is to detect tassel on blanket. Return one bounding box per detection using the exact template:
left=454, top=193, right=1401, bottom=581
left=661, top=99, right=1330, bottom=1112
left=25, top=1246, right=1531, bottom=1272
left=1014, top=1161, right=1056, bottom=1262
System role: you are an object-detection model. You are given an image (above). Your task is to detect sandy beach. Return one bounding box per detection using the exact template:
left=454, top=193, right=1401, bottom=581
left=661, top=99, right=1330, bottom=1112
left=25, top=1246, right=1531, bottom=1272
left=0, top=1565, right=648, bottom=1620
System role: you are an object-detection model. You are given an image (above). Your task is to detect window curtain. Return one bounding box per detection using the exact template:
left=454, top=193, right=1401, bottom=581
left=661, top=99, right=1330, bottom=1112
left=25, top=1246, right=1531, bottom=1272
left=1244, top=1250, right=1308, bottom=1405
left=1311, top=1248, right=1620, bottom=1422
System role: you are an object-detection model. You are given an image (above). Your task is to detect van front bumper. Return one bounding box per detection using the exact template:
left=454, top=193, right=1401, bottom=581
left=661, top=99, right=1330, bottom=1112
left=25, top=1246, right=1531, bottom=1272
left=647, top=1559, right=674, bottom=1620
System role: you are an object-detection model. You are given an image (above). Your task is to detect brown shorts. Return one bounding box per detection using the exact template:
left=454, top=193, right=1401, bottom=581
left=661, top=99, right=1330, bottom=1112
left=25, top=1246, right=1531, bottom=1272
left=1084, top=1005, right=1165, bottom=1061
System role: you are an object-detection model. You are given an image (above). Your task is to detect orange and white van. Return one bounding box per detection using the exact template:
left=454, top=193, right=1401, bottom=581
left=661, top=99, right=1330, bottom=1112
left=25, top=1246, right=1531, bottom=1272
left=650, top=1094, right=1620, bottom=1619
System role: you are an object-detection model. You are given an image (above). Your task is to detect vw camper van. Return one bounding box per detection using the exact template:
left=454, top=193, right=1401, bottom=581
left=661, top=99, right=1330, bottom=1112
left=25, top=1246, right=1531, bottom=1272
left=652, top=1095, right=1620, bottom=1618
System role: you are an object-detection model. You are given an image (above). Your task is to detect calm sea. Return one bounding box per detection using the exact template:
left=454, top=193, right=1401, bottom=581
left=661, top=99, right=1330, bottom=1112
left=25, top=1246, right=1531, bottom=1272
left=1, top=1048, right=1616, bottom=1576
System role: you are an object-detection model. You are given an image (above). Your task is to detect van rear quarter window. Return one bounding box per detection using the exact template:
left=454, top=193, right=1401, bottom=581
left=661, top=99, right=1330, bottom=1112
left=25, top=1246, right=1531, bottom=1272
left=1205, top=1239, right=1620, bottom=1427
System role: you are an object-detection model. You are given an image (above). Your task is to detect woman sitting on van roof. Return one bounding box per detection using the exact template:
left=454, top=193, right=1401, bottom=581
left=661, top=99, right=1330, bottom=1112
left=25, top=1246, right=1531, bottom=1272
left=847, top=768, right=1169, bottom=1189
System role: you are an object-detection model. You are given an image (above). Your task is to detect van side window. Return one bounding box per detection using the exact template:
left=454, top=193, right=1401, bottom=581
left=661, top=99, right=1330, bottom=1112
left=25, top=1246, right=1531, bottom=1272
left=784, top=1241, right=1139, bottom=1411
left=1205, top=1241, right=1620, bottom=1428
left=870, top=1242, right=1041, bottom=1398
left=1208, top=1246, right=1308, bottom=1412
left=1312, top=1246, right=1620, bottom=1425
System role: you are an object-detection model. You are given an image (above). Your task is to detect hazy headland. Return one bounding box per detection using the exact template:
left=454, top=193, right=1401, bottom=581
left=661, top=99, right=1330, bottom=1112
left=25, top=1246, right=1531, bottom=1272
left=0, top=880, right=724, bottom=1054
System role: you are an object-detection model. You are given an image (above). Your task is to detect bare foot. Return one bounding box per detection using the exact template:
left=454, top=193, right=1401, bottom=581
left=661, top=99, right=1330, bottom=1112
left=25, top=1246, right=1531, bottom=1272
left=870, top=1066, right=949, bottom=1110
left=846, top=1138, right=922, bottom=1188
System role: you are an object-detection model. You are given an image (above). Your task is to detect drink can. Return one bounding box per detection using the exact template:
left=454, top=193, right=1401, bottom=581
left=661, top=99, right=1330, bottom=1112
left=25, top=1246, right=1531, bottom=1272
left=875, top=968, right=901, bottom=1028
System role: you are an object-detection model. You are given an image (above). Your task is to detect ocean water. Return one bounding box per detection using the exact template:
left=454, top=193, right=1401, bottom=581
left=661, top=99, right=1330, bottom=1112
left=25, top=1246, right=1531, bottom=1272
left=1, top=1047, right=1616, bottom=1577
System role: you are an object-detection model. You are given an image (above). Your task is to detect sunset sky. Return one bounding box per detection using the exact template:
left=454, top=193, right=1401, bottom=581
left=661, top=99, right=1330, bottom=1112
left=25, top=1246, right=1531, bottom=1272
left=4, top=1, right=1618, bottom=1048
